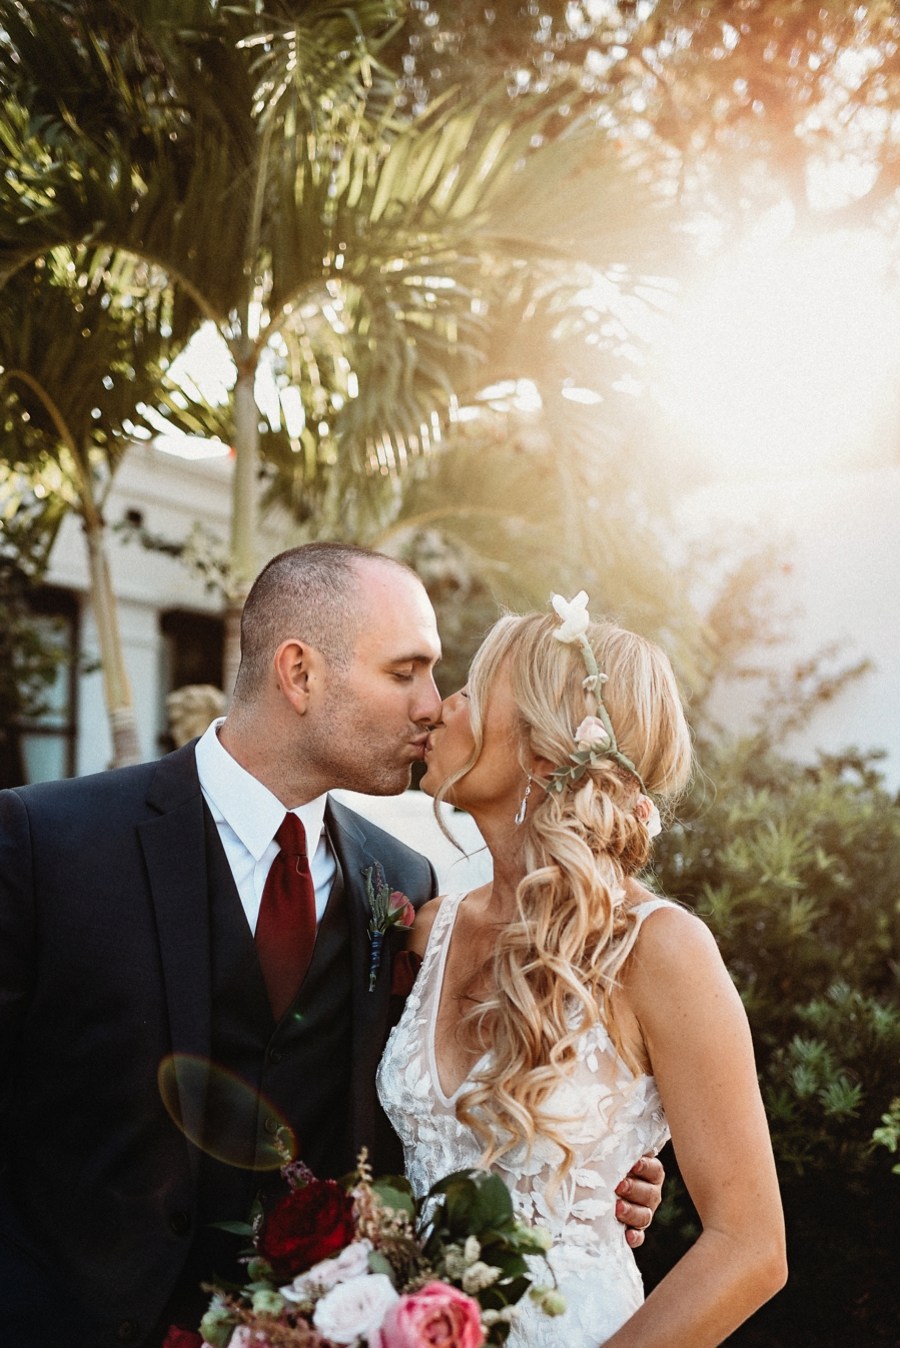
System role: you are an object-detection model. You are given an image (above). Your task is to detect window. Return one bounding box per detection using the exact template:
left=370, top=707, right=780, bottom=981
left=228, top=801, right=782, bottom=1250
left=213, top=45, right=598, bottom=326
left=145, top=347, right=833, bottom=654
left=159, top=609, right=225, bottom=751
left=160, top=609, right=225, bottom=691
left=4, top=587, right=79, bottom=787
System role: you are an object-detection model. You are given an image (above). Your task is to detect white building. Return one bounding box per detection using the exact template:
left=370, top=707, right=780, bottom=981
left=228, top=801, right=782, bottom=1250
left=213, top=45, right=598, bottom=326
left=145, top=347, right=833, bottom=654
left=21, top=439, right=239, bottom=780
left=680, top=465, right=900, bottom=791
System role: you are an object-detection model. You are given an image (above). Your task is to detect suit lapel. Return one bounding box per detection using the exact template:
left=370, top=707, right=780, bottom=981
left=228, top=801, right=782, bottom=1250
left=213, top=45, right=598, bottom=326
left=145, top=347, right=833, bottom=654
left=138, top=741, right=212, bottom=1180
left=325, top=798, right=402, bottom=1162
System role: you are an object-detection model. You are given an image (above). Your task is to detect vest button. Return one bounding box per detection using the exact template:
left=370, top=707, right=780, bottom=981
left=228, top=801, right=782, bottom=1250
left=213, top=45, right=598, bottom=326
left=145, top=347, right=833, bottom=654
left=268, top=1048, right=282, bottom=1064
left=169, top=1209, right=190, bottom=1236
left=264, top=1116, right=279, bottom=1135
left=117, top=1321, right=139, bottom=1343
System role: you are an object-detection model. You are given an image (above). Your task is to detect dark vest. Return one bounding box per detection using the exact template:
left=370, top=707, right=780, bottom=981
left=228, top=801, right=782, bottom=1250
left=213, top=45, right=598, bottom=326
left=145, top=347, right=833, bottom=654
left=157, top=809, right=354, bottom=1337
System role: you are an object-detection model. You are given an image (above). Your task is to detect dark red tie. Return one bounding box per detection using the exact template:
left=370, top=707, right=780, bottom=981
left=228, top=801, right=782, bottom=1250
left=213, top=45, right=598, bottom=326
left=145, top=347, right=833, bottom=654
left=255, top=813, right=317, bottom=1021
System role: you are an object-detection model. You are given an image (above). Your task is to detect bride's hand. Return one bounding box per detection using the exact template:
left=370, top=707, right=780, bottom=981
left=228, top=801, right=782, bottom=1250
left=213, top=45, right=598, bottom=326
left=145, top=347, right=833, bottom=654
left=615, top=1153, right=665, bottom=1248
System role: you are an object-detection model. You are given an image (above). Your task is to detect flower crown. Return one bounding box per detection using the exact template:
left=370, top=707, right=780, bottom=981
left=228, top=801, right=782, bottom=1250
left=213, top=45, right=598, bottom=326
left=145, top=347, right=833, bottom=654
left=544, top=592, right=661, bottom=838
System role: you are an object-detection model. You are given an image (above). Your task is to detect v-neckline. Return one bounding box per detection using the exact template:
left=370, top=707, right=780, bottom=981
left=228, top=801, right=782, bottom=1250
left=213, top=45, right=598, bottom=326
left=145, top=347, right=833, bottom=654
left=427, top=893, right=490, bottom=1106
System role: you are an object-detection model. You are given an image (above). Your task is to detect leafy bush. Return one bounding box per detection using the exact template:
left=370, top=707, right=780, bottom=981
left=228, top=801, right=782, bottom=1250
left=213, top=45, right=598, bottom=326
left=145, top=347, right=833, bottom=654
left=637, top=741, right=900, bottom=1346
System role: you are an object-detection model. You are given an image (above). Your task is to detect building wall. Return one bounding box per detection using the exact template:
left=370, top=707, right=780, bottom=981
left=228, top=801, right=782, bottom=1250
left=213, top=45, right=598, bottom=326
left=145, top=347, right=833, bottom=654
left=43, top=441, right=250, bottom=775
left=678, top=464, right=900, bottom=789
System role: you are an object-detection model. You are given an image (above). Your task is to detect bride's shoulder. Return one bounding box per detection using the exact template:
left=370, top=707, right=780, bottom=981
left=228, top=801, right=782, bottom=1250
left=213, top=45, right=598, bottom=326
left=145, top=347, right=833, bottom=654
left=623, top=885, right=727, bottom=996
left=407, top=893, right=448, bottom=958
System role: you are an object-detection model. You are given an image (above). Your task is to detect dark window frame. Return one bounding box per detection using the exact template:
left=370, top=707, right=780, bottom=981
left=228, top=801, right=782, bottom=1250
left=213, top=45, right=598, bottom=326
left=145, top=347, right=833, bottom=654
left=13, top=585, right=80, bottom=783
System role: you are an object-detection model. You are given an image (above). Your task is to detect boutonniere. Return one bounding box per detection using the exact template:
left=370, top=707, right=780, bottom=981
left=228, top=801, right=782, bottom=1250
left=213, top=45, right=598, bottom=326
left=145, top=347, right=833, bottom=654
left=362, top=863, right=414, bottom=992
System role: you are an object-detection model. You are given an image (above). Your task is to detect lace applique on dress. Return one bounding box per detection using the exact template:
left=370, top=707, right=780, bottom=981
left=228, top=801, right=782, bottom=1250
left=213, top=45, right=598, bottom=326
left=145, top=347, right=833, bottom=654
left=376, top=892, right=673, bottom=1348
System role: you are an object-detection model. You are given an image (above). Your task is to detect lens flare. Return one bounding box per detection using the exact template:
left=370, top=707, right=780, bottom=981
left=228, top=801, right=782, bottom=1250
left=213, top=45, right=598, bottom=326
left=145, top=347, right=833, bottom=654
left=158, top=1053, right=297, bottom=1170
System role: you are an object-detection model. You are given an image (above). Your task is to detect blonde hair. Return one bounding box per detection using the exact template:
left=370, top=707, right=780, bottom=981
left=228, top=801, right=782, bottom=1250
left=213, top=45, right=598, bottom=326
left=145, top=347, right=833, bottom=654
left=435, top=613, right=692, bottom=1180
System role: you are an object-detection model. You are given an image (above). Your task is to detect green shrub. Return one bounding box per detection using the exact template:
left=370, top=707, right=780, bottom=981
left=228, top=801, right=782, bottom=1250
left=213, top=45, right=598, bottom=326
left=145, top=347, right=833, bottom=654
left=638, top=740, right=900, bottom=1347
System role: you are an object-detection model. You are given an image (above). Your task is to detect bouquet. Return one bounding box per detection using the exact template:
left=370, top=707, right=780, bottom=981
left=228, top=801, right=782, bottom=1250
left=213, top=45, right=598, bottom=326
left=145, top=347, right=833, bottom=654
left=193, top=1152, right=565, bottom=1348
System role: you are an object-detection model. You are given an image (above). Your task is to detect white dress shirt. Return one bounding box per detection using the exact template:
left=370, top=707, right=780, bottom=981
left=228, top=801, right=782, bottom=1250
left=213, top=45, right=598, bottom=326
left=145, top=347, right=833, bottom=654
left=194, top=718, right=336, bottom=935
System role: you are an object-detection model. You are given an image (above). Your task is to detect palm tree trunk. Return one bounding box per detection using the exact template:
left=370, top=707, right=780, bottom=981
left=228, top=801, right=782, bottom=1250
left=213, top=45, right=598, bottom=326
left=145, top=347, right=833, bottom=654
left=224, top=350, right=260, bottom=699
left=5, top=369, right=143, bottom=769
left=79, top=473, right=142, bottom=768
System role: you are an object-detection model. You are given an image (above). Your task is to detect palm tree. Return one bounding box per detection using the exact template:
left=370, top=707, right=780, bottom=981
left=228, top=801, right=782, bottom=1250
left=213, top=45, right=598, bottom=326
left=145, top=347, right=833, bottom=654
left=0, top=248, right=190, bottom=765
left=0, top=0, right=567, bottom=692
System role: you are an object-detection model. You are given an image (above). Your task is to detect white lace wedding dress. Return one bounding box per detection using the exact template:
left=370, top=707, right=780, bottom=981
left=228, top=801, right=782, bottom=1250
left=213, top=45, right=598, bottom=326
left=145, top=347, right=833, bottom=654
left=377, top=892, right=672, bottom=1348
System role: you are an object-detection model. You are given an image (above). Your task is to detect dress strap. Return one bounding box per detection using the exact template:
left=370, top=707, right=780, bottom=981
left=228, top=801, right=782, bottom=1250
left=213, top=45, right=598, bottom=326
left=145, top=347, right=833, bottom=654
left=418, top=891, right=466, bottom=979
left=629, top=896, right=677, bottom=923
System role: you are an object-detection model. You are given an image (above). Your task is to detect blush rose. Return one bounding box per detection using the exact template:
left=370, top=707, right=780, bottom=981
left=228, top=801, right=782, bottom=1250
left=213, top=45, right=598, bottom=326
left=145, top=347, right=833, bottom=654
left=389, top=891, right=415, bottom=928
left=574, top=716, right=611, bottom=751
left=634, top=794, right=662, bottom=839
left=372, top=1282, right=485, bottom=1348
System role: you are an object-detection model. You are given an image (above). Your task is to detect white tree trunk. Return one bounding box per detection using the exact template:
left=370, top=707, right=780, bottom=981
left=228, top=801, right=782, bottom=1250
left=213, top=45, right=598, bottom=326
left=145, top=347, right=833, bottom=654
left=81, top=506, right=141, bottom=768
left=224, top=354, right=260, bottom=700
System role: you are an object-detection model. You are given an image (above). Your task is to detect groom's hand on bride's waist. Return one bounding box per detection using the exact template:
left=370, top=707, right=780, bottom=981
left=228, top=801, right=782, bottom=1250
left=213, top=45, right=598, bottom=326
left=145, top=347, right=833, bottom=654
left=614, top=1152, right=665, bottom=1248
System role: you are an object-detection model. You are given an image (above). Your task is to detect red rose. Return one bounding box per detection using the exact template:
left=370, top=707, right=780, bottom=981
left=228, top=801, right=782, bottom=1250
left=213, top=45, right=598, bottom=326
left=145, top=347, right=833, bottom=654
left=257, top=1180, right=356, bottom=1281
left=162, top=1329, right=203, bottom=1348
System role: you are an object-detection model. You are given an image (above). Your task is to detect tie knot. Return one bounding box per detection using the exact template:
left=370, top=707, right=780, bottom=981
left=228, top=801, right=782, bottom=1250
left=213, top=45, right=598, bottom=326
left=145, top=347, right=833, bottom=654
left=275, top=812, right=308, bottom=858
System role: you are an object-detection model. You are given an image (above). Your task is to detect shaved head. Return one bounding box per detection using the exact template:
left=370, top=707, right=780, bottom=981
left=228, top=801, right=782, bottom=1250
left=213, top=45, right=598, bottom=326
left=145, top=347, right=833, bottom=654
left=233, top=541, right=417, bottom=702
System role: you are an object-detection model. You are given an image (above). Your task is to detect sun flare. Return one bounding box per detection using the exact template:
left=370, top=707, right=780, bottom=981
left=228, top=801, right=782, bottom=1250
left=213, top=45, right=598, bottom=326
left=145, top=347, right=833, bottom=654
left=657, top=229, right=900, bottom=478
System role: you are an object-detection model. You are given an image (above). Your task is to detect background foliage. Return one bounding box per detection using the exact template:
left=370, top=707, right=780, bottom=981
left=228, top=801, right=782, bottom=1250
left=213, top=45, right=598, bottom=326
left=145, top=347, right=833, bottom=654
left=637, top=735, right=900, bottom=1347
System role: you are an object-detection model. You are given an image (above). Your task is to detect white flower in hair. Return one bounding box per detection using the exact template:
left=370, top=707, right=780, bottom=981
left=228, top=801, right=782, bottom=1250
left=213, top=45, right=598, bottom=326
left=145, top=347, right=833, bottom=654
left=551, top=591, right=591, bottom=642
left=575, top=716, right=611, bottom=751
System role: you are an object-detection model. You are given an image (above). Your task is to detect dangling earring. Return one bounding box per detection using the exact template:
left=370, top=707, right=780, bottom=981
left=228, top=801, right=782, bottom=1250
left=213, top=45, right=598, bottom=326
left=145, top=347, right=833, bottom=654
left=514, top=775, right=533, bottom=826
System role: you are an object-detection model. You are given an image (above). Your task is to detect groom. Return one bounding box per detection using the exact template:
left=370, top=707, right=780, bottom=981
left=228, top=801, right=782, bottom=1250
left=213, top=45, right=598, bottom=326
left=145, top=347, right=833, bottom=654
left=0, top=542, right=662, bottom=1348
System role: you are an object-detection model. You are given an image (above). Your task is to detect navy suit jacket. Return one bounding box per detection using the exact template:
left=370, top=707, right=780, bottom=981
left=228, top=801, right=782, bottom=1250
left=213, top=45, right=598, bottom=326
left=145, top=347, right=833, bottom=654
left=0, top=742, right=436, bottom=1346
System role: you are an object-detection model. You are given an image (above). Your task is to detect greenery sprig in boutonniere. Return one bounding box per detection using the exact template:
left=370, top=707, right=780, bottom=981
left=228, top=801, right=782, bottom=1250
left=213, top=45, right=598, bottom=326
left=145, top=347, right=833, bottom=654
left=362, top=863, right=414, bottom=992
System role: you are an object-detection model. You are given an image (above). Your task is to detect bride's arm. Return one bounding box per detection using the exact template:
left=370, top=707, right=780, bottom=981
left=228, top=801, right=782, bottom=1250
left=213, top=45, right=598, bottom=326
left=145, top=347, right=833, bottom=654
left=604, top=906, right=787, bottom=1348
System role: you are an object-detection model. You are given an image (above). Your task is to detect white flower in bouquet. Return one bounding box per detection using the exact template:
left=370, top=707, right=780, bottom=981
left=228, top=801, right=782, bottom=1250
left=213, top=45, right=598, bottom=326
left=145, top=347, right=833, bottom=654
left=312, top=1272, right=399, bottom=1345
left=281, top=1238, right=374, bottom=1301
left=461, top=1261, right=503, bottom=1294
left=228, top=1329, right=275, bottom=1347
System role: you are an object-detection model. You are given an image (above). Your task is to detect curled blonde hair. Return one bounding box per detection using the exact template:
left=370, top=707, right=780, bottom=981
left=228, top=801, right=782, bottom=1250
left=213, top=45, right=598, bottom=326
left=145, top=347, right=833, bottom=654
left=435, top=613, right=692, bottom=1180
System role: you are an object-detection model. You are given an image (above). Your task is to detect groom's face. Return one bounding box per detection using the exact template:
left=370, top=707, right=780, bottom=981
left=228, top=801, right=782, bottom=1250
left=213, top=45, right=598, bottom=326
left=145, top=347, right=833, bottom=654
left=312, top=563, right=442, bottom=795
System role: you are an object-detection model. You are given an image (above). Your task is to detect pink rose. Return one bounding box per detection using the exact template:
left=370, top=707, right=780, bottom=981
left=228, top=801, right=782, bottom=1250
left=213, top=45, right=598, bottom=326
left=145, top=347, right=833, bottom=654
left=373, top=1282, right=484, bottom=1348
left=634, top=794, right=662, bottom=839
left=389, top=891, right=415, bottom=928
left=574, top=716, right=610, bottom=752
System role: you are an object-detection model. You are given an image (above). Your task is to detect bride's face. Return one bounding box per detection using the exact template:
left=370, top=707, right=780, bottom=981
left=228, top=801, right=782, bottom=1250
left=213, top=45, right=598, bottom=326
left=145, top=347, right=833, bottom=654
left=421, top=665, right=527, bottom=818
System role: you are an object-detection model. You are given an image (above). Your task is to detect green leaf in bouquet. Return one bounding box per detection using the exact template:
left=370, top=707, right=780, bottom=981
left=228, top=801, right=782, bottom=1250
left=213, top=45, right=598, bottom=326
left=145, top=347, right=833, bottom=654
left=378, top=1173, right=415, bottom=1197
left=209, top=1220, right=256, bottom=1237
left=478, top=1247, right=529, bottom=1283
left=199, top=1300, right=238, bottom=1348
left=251, top=1289, right=287, bottom=1315
left=373, top=1179, right=416, bottom=1218
left=427, top=1169, right=515, bottom=1238
left=245, top=1257, right=274, bottom=1283
left=367, top=1249, right=398, bottom=1285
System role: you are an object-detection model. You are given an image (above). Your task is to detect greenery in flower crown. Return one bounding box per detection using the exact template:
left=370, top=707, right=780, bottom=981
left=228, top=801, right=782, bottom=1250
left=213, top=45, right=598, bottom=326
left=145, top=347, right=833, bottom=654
left=545, top=592, right=645, bottom=795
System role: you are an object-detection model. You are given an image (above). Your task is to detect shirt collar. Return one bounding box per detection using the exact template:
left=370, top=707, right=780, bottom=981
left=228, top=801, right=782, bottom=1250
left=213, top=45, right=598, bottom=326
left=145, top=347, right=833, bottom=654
left=194, top=717, right=329, bottom=861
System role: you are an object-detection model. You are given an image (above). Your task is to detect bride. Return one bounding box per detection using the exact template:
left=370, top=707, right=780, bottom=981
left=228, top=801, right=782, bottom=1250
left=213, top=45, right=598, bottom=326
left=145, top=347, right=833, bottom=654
left=377, top=597, right=786, bottom=1348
